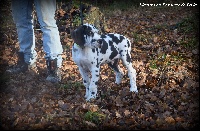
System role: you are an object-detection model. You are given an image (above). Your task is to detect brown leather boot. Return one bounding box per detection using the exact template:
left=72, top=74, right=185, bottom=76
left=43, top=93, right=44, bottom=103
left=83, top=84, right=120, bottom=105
left=46, top=58, right=61, bottom=83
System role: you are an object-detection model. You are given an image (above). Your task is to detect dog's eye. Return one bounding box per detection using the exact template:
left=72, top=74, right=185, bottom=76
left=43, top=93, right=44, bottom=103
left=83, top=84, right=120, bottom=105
left=89, top=31, right=93, bottom=34
left=97, top=40, right=101, bottom=43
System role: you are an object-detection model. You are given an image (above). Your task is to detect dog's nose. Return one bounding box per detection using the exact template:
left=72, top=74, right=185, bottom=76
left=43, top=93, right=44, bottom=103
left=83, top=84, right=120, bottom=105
left=91, top=39, right=103, bottom=44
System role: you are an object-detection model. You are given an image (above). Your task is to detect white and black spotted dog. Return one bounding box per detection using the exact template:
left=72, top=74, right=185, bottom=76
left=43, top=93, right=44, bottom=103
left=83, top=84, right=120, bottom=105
left=71, top=23, right=138, bottom=101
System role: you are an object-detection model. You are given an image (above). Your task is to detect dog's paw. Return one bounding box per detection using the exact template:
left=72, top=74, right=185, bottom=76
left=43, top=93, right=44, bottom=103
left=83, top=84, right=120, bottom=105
left=86, top=89, right=97, bottom=101
left=130, top=86, right=138, bottom=93
left=85, top=94, right=89, bottom=99
left=86, top=95, right=96, bottom=101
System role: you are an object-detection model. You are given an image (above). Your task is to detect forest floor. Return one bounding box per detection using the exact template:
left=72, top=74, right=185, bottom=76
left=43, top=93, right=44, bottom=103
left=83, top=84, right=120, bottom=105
left=0, top=0, right=199, bottom=130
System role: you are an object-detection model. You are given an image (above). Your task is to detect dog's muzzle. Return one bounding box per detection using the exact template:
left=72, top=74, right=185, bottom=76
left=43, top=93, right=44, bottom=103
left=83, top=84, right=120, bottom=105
left=91, top=39, right=103, bottom=48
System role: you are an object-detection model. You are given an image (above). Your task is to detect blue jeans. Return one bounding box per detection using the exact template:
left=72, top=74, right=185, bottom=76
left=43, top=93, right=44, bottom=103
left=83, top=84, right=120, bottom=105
left=11, top=0, right=63, bottom=67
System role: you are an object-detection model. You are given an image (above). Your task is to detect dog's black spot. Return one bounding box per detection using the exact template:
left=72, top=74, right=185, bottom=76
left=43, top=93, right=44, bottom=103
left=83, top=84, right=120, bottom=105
left=96, top=58, right=100, bottom=68
left=101, top=35, right=107, bottom=39
left=96, top=74, right=99, bottom=77
left=108, top=34, right=124, bottom=44
left=92, top=48, right=95, bottom=53
left=100, top=39, right=108, bottom=54
left=95, top=81, right=98, bottom=85
left=95, top=70, right=98, bottom=72
left=100, top=58, right=103, bottom=62
left=109, top=41, right=118, bottom=60
left=126, top=51, right=131, bottom=63
left=91, top=62, right=93, bottom=64
left=84, top=80, right=87, bottom=83
left=96, top=48, right=99, bottom=56
left=109, top=40, right=113, bottom=46
left=119, top=36, right=125, bottom=43
left=108, top=59, right=119, bottom=72
left=127, top=40, right=130, bottom=48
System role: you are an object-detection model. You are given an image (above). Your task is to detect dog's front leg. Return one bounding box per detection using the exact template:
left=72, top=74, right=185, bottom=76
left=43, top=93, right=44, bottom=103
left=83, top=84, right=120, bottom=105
left=78, top=66, right=90, bottom=98
left=86, top=67, right=100, bottom=101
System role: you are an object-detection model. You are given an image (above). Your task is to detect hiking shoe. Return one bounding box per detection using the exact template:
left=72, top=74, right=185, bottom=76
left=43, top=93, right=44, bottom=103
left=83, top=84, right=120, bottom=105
left=46, top=58, right=62, bottom=83
left=6, top=52, right=36, bottom=74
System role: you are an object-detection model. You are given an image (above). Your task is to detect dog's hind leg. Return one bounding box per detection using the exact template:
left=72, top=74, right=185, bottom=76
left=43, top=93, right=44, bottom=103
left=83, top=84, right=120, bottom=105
left=108, top=59, right=124, bottom=84
left=78, top=66, right=91, bottom=98
left=121, top=53, right=138, bottom=92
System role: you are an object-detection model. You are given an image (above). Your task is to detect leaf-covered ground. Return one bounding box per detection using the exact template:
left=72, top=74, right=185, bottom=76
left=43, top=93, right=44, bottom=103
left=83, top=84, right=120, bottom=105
left=0, top=0, right=199, bottom=130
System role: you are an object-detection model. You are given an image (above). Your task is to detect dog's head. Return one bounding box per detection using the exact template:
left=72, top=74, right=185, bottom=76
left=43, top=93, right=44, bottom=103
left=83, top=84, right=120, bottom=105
left=71, top=23, right=100, bottom=48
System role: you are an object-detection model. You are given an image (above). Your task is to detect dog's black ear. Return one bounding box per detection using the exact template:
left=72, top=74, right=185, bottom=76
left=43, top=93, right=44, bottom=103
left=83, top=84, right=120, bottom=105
left=71, top=26, right=85, bottom=47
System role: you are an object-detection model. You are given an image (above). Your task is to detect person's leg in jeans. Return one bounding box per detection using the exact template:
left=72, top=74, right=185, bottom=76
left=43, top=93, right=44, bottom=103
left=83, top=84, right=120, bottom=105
left=7, top=0, right=37, bottom=73
left=34, top=0, right=63, bottom=83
